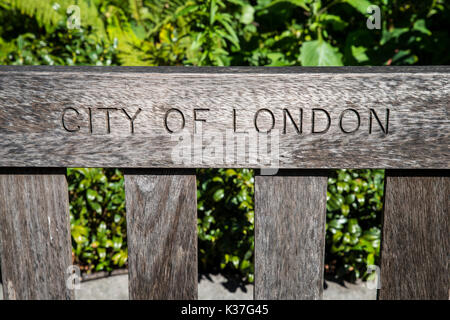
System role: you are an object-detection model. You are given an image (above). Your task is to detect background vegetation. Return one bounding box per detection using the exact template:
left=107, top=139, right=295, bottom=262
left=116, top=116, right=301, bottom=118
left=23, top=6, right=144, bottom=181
left=0, top=0, right=448, bottom=282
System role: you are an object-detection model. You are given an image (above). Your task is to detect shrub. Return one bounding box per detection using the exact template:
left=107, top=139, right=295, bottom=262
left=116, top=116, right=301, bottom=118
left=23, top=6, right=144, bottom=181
left=68, top=168, right=127, bottom=273
left=325, top=169, right=384, bottom=281
left=0, top=21, right=117, bottom=66
left=197, top=169, right=255, bottom=282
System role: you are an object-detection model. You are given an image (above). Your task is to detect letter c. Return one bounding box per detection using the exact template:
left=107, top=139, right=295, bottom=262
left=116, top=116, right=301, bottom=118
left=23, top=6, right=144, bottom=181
left=62, top=107, right=80, bottom=132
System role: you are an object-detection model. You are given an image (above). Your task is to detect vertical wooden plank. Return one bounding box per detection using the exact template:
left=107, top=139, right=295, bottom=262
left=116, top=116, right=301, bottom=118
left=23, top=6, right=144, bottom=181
left=124, top=169, right=197, bottom=300
left=254, top=169, right=328, bottom=300
left=0, top=168, right=73, bottom=300
left=379, top=170, right=449, bottom=300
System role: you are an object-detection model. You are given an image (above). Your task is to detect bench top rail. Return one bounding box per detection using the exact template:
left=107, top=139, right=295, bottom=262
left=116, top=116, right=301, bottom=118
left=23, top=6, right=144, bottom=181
left=0, top=66, right=448, bottom=169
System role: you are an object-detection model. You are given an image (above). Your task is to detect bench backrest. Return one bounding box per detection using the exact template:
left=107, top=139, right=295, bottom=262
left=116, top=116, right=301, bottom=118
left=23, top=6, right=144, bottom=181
left=0, top=66, right=448, bottom=299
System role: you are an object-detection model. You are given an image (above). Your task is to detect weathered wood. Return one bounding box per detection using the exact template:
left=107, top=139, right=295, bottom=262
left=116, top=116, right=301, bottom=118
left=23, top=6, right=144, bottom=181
left=124, top=169, right=197, bottom=300
left=0, top=66, right=449, bottom=168
left=0, top=168, right=73, bottom=300
left=379, top=170, right=449, bottom=300
left=254, top=170, right=328, bottom=299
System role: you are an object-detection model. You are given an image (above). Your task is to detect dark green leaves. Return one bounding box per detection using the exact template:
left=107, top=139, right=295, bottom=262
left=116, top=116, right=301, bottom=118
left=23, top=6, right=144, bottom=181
left=68, top=168, right=127, bottom=274
left=197, top=168, right=254, bottom=283
left=326, top=169, right=384, bottom=281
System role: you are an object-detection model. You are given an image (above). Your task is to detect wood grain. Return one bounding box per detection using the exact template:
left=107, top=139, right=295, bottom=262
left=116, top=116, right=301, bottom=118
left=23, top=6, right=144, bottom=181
left=0, top=66, right=449, bottom=168
left=0, top=168, right=73, bottom=300
left=254, top=170, right=328, bottom=299
left=124, top=169, right=197, bottom=300
left=379, top=170, right=449, bottom=300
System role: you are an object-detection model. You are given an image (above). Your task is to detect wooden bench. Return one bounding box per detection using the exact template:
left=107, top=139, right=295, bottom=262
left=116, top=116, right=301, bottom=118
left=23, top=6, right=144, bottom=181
left=0, top=66, right=448, bottom=300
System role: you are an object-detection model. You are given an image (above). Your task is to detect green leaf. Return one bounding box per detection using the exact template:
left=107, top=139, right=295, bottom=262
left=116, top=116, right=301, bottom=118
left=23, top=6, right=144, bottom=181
left=413, top=19, right=431, bottom=36
left=212, top=176, right=224, bottom=183
left=356, top=193, right=365, bottom=205
left=351, top=45, right=369, bottom=63
left=345, top=193, right=356, bottom=204
left=113, top=236, right=123, bottom=250
left=337, top=182, right=349, bottom=193
left=320, top=14, right=348, bottom=31
left=367, top=253, right=375, bottom=265
left=131, top=23, right=146, bottom=41
left=210, top=0, right=218, bottom=25
left=300, top=40, right=343, bottom=66
left=213, top=188, right=225, bottom=202
left=95, top=263, right=105, bottom=271
left=88, top=200, right=102, bottom=214
left=328, top=217, right=348, bottom=230
left=216, top=15, right=240, bottom=49
left=86, top=189, right=98, bottom=201
left=341, top=204, right=350, bottom=216
left=380, top=27, right=409, bottom=45
left=240, top=5, right=254, bottom=24
left=176, top=5, right=200, bottom=18
left=225, top=169, right=237, bottom=177
left=348, top=218, right=362, bottom=235
left=97, top=247, right=106, bottom=260
left=343, top=0, right=373, bottom=14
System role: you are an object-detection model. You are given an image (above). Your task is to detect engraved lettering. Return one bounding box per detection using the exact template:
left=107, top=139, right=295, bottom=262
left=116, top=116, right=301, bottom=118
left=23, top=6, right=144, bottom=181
left=369, top=108, right=389, bottom=134
left=254, top=108, right=275, bottom=133
left=164, top=108, right=185, bottom=133
left=233, top=109, right=245, bottom=133
left=311, top=108, right=331, bottom=134
left=122, top=108, right=142, bottom=134
left=339, top=108, right=361, bottom=134
left=98, top=108, right=117, bottom=134
left=283, top=108, right=302, bottom=134
left=194, top=108, right=209, bottom=133
left=59, top=106, right=390, bottom=137
left=61, top=107, right=80, bottom=132
left=87, top=107, right=93, bottom=134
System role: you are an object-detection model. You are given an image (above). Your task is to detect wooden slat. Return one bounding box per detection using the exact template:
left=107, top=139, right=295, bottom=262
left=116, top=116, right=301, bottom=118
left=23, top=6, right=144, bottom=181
left=379, top=170, right=449, bottom=300
left=254, top=170, right=328, bottom=299
left=124, top=169, right=197, bottom=299
left=0, top=168, right=73, bottom=300
left=0, top=66, right=449, bottom=168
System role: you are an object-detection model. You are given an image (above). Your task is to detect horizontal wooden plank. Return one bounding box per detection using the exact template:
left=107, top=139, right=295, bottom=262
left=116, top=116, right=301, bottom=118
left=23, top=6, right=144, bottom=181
left=0, top=66, right=448, bottom=168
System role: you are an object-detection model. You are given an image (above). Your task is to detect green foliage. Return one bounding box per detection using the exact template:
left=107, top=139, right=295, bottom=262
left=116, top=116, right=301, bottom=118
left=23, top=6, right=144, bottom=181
left=0, top=4, right=118, bottom=66
left=1, top=0, right=449, bottom=282
left=300, top=39, right=343, bottom=66
left=68, top=168, right=127, bottom=273
left=326, top=169, right=384, bottom=280
left=2, top=0, right=449, bottom=67
left=0, top=24, right=117, bottom=65
left=197, top=169, right=254, bottom=282
left=2, top=0, right=107, bottom=35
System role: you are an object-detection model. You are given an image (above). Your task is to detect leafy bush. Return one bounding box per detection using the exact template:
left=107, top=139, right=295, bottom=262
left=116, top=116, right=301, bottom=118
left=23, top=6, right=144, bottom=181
left=325, top=169, right=384, bottom=281
left=0, top=13, right=117, bottom=66
left=197, top=169, right=254, bottom=282
left=68, top=168, right=127, bottom=273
